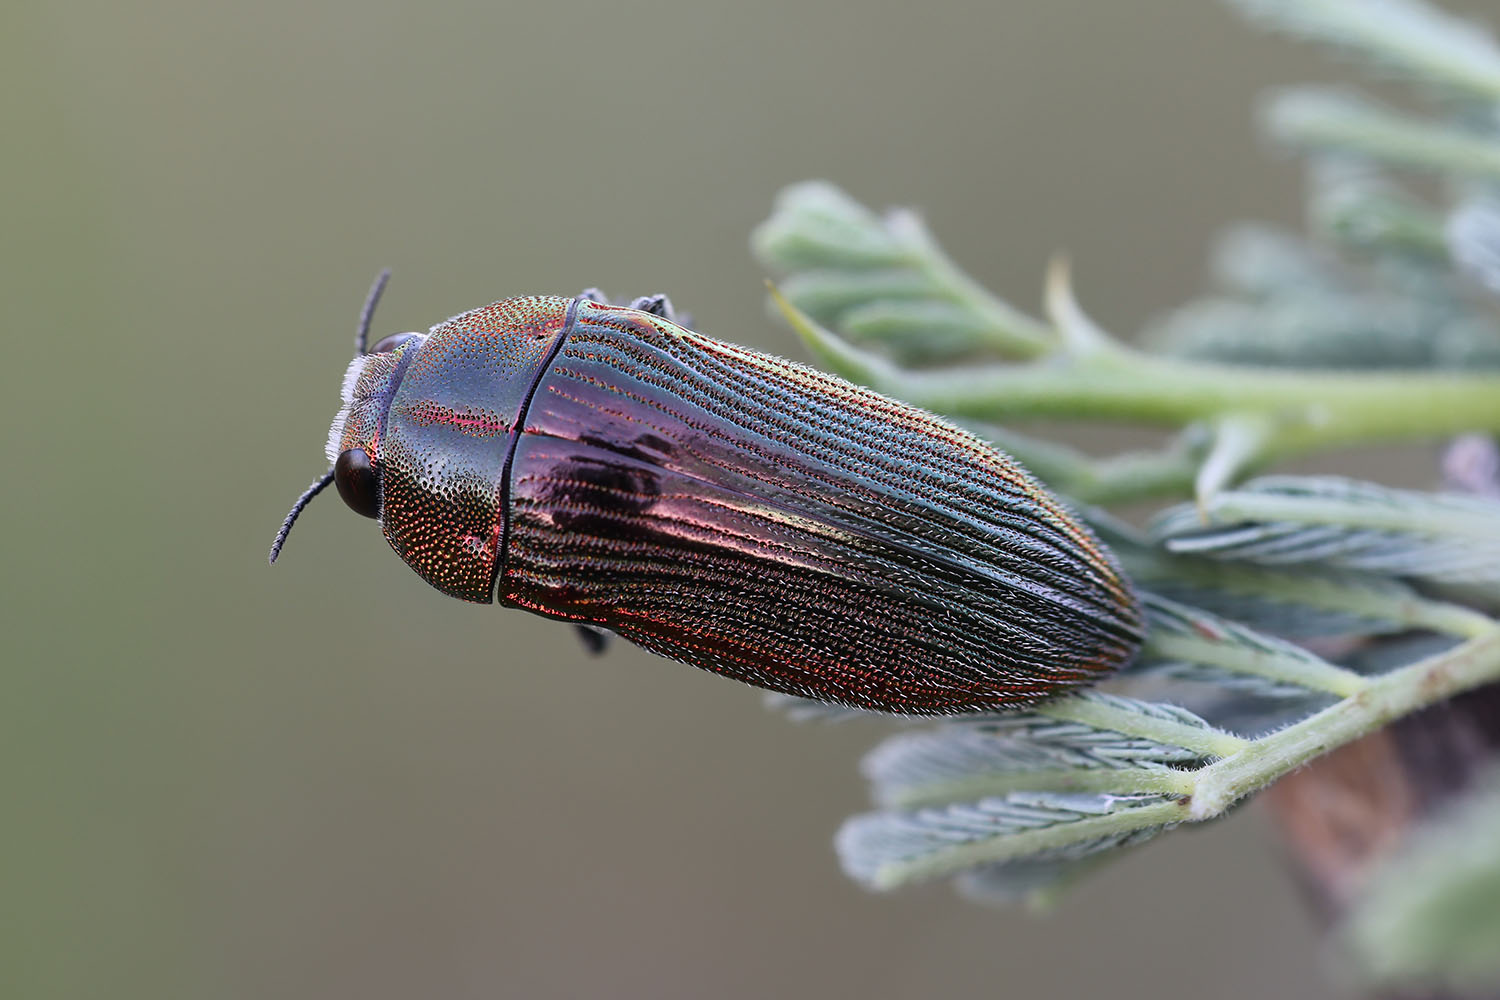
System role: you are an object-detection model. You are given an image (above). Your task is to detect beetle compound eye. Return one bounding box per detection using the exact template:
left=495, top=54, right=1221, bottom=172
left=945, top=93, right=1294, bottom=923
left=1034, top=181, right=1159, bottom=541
left=334, top=448, right=380, bottom=519
left=370, top=332, right=420, bottom=354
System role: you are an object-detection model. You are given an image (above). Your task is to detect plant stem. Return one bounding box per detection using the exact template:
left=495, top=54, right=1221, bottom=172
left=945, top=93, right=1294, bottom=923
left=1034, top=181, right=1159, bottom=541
left=1409, top=602, right=1500, bottom=640
left=895, top=349, right=1500, bottom=444
left=869, top=798, right=1189, bottom=889
left=1206, top=492, right=1500, bottom=542
left=1187, top=625, right=1500, bottom=819
left=1035, top=698, right=1249, bottom=758
left=884, top=766, right=1197, bottom=810
left=772, top=289, right=1500, bottom=456
left=1126, top=554, right=1496, bottom=639
left=1145, top=633, right=1369, bottom=697
left=971, top=424, right=1202, bottom=505
left=889, top=208, right=1056, bottom=359
left=870, top=630, right=1500, bottom=890
left=1267, top=90, right=1500, bottom=182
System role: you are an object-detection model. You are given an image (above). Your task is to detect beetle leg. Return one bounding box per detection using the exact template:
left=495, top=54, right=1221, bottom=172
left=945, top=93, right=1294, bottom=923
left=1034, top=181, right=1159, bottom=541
left=573, top=624, right=612, bottom=656
left=628, top=294, right=679, bottom=322
left=579, top=290, right=690, bottom=325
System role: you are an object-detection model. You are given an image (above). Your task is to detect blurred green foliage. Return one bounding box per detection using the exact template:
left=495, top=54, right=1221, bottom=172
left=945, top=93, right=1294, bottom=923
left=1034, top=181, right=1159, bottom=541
left=753, top=0, right=1500, bottom=990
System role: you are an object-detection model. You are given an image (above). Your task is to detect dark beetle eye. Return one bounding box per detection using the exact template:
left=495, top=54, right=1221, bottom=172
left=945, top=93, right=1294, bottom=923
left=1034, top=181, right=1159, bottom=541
left=369, top=332, right=420, bottom=354
left=334, top=448, right=380, bottom=519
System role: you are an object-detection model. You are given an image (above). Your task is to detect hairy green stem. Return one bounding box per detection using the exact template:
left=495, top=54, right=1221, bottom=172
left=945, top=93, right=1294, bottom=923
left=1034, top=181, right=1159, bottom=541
left=1205, top=492, right=1500, bottom=542
left=971, top=424, right=1202, bottom=505
left=1188, top=626, right=1500, bottom=818
left=870, top=626, right=1500, bottom=891
left=894, top=350, right=1500, bottom=444
left=884, top=766, right=1197, bottom=811
left=1196, top=414, right=1273, bottom=503
left=772, top=290, right=1500, bottom=456
left=1125, top=554, right=1496, bottom=639
left=1232, top=0, right=1500, bottom=102
left=1409, top=602, right=1500, bottom=640
left=870, top=799, right=1189, bottom=889
left=1268, top=91, right=1500, bottom=182
left=1145, top=633, right=1369, bottom=697
left=1034, top=698, right=1249, bottom=758
left=890, top=209, right=1057, bottom=360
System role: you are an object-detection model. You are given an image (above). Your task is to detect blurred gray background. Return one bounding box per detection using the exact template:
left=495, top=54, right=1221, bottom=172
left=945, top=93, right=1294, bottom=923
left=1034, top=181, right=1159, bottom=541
left=6, top=1, right=1434, bottom=997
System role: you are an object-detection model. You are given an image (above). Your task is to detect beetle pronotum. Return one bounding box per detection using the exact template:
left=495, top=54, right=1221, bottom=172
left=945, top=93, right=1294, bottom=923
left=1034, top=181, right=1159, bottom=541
left=272, top=273, right=1143, bottom=715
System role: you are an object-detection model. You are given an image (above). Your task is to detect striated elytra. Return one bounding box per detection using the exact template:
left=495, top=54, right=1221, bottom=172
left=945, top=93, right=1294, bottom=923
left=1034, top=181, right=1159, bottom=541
left=272, top=275, right=1143, bottom=715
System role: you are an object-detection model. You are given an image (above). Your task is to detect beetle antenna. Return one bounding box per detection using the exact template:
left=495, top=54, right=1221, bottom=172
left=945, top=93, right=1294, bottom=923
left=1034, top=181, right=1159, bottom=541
left=355, top=268, right=393, bottom=355
left=268, top=468, right=336, bottom=564
left=271, top=271, right=390, bottom=565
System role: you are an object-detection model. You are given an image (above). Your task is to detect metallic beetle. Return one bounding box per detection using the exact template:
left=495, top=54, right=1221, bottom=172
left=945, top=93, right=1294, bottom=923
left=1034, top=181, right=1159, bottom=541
left=272, top=274, right=1143, bottom=715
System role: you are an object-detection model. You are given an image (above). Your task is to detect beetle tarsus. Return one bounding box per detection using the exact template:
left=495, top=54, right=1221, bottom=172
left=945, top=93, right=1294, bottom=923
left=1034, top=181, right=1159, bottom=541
left=628, top=294, right=677, bottom=322
left=574, top=624, right=612, bottom=656
left=577, top=289, right=684, bottom=325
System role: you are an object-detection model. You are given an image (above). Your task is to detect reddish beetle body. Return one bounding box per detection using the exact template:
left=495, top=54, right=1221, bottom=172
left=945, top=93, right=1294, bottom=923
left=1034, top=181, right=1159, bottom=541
left=278, top=286, right=1143, bottom=715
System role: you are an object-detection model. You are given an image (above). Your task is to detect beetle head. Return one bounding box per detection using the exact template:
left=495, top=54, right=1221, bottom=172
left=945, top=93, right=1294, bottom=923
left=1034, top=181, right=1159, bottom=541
left=324, top=331, right=425, bottom=520
left=268, top=269, right=410, bottom=564
left=272, top=271, right=576, bottom=608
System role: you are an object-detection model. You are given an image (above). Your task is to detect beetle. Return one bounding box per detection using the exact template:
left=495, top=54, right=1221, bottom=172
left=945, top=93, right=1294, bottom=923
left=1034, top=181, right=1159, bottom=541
left=271, top=272, right=1143, bottom=715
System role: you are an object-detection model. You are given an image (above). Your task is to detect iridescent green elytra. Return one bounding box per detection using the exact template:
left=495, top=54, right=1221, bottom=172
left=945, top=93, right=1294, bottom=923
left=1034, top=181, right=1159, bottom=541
left=274, top=279, right=1143, bottom=715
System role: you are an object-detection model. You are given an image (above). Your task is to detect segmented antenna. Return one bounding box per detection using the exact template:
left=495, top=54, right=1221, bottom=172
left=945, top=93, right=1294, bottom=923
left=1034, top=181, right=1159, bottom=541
left=269, top=268, right=392, bottom=565
left=268, top=469, right=335, bottom=564
left=355, top=268, right=392, bottom=355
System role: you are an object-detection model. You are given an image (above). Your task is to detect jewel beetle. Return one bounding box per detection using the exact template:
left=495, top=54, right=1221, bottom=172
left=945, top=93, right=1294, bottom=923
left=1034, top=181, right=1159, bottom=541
left=271, top=272, right=1143, bottom=715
